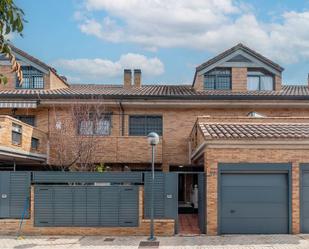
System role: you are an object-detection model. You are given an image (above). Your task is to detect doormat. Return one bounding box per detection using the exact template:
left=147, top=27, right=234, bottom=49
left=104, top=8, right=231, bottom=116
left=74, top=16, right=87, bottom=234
left=139, top=241, right=160, bottom=248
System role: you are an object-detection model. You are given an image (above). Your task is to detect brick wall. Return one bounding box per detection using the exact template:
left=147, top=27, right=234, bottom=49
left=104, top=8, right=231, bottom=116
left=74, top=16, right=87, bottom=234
left=0, top=115, right=48, bottom=155
left=204, top=147, right=309, bottom=235
left=275, top=75, right=282, bottom=91
left=193, top=74, right=204, bottom=91
left=0, top=186, right=174, bottom=236
left=48, top=71, right=68, bottom=90
left=2, top=106, right=309, bottom=169
left=0, top=65, right=17, bottom=89
left=231, top=67, right=247, bottom=91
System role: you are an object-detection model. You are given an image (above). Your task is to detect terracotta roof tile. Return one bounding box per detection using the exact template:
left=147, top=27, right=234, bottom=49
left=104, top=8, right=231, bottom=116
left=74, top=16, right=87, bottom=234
left=0, top=84, right=309, bottom=100
left=199, top=122, right=309, bottom=140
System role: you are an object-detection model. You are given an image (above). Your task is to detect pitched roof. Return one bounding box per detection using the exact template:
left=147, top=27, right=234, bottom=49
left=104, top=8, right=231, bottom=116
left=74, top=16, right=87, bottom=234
left=198, top=122, right=309, bottom=140
left=0, top=84, right=309, bottom=100
left=196, top=43, right=284, bottom=72
left=10, top=45, right=69, bottom=86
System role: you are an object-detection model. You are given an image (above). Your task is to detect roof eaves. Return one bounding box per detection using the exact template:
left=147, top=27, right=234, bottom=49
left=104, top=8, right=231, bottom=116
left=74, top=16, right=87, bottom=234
left=195, top=43, right=284, bottom=73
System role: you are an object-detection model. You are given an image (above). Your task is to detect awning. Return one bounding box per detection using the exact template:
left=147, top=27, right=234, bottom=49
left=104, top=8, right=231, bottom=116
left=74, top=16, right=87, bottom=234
left=0, top=100, right=38, bottom=108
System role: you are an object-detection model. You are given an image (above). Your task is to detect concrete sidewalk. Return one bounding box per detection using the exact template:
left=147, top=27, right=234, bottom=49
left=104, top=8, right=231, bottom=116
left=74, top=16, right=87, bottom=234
left=1, top=235, right=309, bottom=249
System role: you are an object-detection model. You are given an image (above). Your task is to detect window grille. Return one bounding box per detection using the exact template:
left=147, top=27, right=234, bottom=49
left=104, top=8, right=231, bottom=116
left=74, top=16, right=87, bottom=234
left=16, top=66, right=44, bottom=89
left=78, top=113, right=112, bottom=136
left=129, top=116, right=162, bottom=136
left=204, top=68, right=231, bottom=90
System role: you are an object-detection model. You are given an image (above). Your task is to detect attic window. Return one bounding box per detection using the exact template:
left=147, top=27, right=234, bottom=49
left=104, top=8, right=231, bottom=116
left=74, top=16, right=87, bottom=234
left=247, top=69, right=274, bottom=91
left=204, top=68, right=231, bottom=90
left=16, top=66, right=44, bottom=89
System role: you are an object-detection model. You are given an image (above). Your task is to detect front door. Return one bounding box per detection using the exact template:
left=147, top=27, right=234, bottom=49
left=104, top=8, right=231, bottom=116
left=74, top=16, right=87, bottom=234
left=0, top=172, right=10, bottom=218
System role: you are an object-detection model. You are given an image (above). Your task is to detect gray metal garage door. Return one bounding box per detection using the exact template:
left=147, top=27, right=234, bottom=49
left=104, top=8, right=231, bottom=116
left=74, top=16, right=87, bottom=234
left=220, top=173, right=289, bottom=234
left=301, top=166, right=309, bottom=233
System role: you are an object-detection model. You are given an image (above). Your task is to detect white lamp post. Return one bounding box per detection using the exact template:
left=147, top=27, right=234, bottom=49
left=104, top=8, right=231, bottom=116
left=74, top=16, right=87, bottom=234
left=147, top=132, right=159, bottom=241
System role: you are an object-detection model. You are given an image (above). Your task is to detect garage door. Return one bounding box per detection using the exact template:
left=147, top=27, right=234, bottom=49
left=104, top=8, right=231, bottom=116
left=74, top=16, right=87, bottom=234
left=220, top=173, right=289, bottom=234
left=301, top=169, right=309, bottom=232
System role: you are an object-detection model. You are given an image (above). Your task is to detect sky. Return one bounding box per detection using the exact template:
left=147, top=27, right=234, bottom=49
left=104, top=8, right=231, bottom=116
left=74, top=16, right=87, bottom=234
left=12, top=0, right=309, bottom=85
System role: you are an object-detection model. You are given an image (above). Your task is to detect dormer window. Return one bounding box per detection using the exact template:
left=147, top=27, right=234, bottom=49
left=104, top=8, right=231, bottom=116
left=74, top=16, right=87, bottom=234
left=204, top=68, right=231, bottom=90
left=247, top=69, right=274, bottom=91
left=16, top=66, right=44, bottom=89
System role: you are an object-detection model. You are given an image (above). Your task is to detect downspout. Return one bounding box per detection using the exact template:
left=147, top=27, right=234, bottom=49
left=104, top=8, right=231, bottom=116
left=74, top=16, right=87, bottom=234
left=119, top=99, right=125, bottom=136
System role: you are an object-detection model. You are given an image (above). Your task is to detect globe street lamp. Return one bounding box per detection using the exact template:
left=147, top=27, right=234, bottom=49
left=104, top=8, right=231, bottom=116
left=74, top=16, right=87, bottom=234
left=147, top=132, right=159, bottom=241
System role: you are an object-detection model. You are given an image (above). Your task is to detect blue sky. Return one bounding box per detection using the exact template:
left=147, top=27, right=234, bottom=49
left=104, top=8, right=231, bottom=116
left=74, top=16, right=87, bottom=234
left=13, top=0, right=309, bottom=85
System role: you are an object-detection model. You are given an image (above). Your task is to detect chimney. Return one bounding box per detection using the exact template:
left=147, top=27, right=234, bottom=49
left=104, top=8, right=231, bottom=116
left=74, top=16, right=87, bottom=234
left=123, top=69, right=132, bottom=88
left=133, top=69, right=141, bottom=88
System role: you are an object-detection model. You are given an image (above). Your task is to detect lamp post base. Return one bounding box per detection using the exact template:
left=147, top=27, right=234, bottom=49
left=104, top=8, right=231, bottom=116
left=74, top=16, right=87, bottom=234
left=147, top=236, right=157, bottom=241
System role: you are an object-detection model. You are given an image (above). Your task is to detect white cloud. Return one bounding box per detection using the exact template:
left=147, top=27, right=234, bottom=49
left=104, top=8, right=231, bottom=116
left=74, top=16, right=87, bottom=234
left=53, top=53, right=164, bottom=82
left=76, top=0, right=309, bottom=64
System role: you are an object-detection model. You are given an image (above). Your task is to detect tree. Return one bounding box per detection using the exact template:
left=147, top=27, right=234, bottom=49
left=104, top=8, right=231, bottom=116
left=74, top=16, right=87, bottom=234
left=0, top=0, right=25, bottom=84
left=49, top=99, right=108, bottom=171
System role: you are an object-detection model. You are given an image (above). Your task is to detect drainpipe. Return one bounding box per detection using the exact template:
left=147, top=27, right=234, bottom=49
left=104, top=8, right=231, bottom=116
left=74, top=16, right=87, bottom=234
left=119, top=100, right=125, bottom=136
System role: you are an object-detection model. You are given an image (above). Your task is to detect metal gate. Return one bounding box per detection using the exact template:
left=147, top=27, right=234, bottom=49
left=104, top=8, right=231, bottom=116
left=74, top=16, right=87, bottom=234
left=198, top=173, right=206, bottom=233
left=34, top=185, right=139, bottom=227
left=0, top=171, right=30, bottom=218
left=144, top=172, right=178, bottom=224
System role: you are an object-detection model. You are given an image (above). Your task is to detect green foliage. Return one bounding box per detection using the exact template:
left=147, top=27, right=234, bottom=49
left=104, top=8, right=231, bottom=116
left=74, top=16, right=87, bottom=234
left=0, top=0, right=25, bottom=84
left=96, top=163, right=106, bottom=172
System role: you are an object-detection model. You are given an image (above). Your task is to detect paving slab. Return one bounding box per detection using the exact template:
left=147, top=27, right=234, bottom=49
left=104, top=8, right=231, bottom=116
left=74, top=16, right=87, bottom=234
left=0, top=235, right=309, bottom=249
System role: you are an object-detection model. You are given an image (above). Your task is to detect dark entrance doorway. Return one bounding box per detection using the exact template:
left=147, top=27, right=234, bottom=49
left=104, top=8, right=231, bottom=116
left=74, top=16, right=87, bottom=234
left=178, top=173, right=198, bottom=214
left=170, top=165, right=205, bottom=235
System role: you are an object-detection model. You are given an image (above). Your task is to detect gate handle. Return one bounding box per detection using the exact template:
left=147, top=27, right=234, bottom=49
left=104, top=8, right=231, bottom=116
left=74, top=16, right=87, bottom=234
left=230, top=209, right=235, bottom=213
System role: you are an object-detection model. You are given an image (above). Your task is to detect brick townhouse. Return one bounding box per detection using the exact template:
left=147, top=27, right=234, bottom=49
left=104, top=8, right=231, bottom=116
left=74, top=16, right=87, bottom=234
left=1, top=43, right=309, bottom=235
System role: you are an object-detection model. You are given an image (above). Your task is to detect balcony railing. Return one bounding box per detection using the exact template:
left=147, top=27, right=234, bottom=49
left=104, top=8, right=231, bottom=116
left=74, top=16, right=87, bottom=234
left=0, top=115, right=48, bottom=157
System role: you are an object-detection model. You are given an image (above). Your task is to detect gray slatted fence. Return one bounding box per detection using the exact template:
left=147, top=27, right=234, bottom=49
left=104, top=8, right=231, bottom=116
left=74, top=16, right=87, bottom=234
left=34, top=185, right=139, bottom=227
left=144, top=172, right=178, bottom=220
left=0, top=172, right=31, bottom=219
left=32, top=172, right=143, bottom=184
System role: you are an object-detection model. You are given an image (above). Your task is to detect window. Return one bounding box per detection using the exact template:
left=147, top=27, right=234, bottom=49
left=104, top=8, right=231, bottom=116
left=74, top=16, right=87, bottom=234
left=129, top=115, right=162, bottom=136
left=16, top=66, right=44, bottom=89
left=14, top=115, right=36, bottom=126
left=247, top=69, right=274, bottom=91
left=12, top=123, right=22, bottom=145
left=31, top=137, right=39, bottom=150
left=204, top=68, right=231, bottom=90
left=78, top=113, right=111, bottom=136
